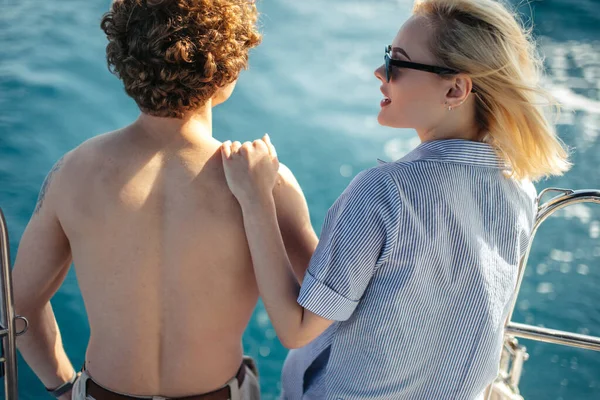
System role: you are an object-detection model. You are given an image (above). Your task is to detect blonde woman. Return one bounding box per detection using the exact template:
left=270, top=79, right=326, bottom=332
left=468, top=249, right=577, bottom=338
left=222, top=0, right=570, bottom=398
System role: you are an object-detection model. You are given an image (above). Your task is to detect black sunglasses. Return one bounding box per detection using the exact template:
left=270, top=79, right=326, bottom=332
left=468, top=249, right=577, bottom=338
left=384, top=46, right=476, bottom=93
left=384, top=45, right=460, bottom=82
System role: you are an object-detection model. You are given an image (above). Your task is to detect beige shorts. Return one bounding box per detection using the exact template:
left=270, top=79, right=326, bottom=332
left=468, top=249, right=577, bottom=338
left=72, top=357, right=260, bottom=400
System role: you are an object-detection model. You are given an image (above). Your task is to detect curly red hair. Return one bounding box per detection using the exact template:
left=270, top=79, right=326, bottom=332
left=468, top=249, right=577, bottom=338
left=100, top=0, right=262, bottom=118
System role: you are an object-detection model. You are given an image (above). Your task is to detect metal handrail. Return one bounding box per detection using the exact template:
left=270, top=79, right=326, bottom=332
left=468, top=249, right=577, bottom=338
left=489, top=188, right=600, bottom=399
left=505, top=322, right=600, bottom=352
left=0, top=207, right=19, bottom=399
left=505, top=188, right=600, bottom=350
left=487, top=188, right=600, bottom=399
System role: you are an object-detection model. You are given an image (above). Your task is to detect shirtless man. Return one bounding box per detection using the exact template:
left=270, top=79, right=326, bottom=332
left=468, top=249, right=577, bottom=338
left=12, top=1, right=317, bottom=399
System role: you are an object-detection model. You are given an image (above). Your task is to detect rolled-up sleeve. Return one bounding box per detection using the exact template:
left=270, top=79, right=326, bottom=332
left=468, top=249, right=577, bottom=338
left=298, top=168, right=401, bottom=321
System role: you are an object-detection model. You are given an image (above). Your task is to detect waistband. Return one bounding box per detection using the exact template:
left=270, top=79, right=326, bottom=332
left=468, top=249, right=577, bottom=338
left=77, top=361, right=249, bottom=400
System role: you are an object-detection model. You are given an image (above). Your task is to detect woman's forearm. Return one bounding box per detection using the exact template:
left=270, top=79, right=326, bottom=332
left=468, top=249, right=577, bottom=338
left=240, top=195, right=305, bottom=347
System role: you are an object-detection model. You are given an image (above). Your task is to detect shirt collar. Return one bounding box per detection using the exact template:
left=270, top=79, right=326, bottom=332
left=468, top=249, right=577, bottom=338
left=379, top=139, right=506, bottom=169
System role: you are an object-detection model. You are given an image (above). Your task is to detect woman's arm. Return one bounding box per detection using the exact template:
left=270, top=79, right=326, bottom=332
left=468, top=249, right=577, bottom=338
left=241, top=195, right=333, bottom=348
left=221, top=137, right=333, bottom=348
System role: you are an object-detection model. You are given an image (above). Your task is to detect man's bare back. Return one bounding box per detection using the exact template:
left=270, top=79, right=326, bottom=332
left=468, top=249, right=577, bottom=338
left=67, top=126, right=260, bottom=395
left=12, top=119, right=317, bottom=397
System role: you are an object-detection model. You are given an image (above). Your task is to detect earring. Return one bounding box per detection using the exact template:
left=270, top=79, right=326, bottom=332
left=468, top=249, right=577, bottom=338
left=448, top=105, right=452, bottom=111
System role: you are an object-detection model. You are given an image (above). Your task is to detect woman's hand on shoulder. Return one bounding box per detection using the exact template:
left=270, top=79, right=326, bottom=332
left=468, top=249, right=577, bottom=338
left=221, top=134, right=279, bottom=207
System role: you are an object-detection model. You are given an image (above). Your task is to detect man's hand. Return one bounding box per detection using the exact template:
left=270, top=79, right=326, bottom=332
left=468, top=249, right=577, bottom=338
left=221, top=134, right=279, bottom=208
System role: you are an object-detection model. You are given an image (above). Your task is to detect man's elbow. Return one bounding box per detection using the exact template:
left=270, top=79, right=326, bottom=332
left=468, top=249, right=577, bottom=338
left=13, top=295, right=45, bottom=321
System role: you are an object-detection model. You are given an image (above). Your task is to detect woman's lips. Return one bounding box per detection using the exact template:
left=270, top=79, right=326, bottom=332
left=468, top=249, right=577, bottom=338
left=380, top=87, right=391, bottom=108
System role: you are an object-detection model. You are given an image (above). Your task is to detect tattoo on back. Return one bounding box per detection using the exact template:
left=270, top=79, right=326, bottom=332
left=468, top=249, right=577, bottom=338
left=34, top=156, right=65, bottom=215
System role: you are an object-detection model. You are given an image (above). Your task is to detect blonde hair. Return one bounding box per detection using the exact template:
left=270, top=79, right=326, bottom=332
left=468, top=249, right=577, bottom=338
left=413, top=0, right=571, bottom=181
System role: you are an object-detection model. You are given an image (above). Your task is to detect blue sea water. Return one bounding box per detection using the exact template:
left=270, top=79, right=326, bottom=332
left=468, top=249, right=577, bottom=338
left=0, top=0, right=599, bottom=398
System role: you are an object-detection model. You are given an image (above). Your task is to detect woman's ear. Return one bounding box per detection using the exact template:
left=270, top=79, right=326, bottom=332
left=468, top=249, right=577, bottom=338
left=444, top=74, right=473, bottom=107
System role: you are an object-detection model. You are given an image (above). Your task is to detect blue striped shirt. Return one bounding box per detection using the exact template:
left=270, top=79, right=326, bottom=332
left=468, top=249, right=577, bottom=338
left=280, top=139, right=537, bottom=400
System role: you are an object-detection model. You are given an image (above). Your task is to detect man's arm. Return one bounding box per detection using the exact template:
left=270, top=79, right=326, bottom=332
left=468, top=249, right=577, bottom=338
left=12, top=155, right=76, bottom=396
left=273, top=163, right=318, bottom=284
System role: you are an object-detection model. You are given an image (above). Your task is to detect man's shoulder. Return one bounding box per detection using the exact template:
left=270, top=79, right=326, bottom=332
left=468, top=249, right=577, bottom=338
left=52, top=130, right=123, bottom=188
left=275, top=163, right=301, bottom=192
left=31, top=131, right=119, bottom=216
left=273, top=162, right=311, bottom=222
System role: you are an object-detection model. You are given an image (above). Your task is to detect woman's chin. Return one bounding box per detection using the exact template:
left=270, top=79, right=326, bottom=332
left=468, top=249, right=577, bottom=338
left=377, top=110, right=410, bottom=129
left=377, top=111, right=396, bottom=127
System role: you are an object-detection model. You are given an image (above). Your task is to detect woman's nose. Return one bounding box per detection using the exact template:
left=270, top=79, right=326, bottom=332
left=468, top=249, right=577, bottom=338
left=374, top=64, right=386, bottom=82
